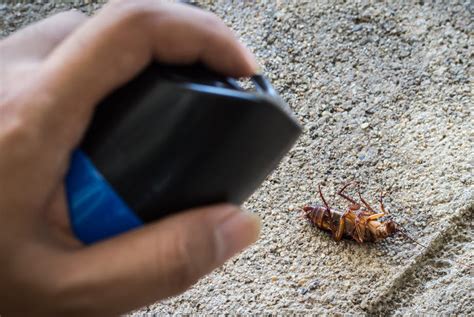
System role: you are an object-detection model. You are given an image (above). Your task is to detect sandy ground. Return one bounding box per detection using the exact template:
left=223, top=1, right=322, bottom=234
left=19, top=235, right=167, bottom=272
left=1, top=0, right=473, bottom=315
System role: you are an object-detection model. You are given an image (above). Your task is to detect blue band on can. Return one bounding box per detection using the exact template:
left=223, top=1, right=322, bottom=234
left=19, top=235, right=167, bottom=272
left=66, top=150, right=143, bottom=244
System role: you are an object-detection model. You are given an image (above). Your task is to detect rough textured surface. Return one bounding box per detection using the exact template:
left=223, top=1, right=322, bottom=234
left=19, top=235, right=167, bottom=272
left=2, top=0, right=472, bottom=315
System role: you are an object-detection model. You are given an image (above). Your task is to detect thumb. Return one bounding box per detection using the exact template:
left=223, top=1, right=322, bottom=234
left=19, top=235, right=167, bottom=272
left=59, top=204, right=260, bottom=315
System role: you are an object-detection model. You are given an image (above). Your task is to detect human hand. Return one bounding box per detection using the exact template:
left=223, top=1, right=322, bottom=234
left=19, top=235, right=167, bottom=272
left=0, top=1, right=260, bottom=315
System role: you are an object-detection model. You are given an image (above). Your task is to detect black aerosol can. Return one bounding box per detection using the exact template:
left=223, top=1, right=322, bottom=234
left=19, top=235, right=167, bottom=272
left=66, top=63, right=302, bottom=244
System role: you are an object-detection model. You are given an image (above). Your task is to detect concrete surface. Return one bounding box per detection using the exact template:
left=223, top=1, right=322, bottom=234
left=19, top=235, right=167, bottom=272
left=1, top=0, right=472, bottom=315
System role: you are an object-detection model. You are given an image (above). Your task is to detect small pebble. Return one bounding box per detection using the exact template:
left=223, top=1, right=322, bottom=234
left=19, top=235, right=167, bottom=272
left=298, top=278, right=308, bottom=286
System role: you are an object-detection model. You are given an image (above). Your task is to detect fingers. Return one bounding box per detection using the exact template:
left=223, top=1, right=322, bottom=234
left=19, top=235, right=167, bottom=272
left=30, top=0, right=257, bottom=153
left=0, top=11, right=88, bottom=63
left=57, top=205, right=260, bottom=315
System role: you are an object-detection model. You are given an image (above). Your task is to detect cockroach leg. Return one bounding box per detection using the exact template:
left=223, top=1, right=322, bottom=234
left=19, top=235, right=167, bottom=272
left=357, top=185, right=375, bottom=213
left=354, top=212, right=369, bottom=243
left=364, top=190, right=387, bottom=221
left=379, top=190, right=390, bottom=215
left=337, top=182, right=360, bottom=210
left=367, top=213, right=385, bottom=221
left=318, top=185, right=335, bottom=229
left=334, top=210, right=351, bottom=242
left=318, top=185, right=331, bottom=212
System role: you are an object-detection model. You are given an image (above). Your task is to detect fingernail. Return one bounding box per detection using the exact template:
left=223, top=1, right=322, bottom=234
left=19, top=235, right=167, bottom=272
left=215, top=210, right=261, bottom=263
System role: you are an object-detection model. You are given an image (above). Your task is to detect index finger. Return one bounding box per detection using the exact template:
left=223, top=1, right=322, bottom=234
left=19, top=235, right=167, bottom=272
left=29, top=0, right=258, bottom=154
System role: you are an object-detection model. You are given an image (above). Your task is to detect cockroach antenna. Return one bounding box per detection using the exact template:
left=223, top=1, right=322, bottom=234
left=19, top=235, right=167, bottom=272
left=396, top=222, right=473, bottom=270
left=395, top=223, right=428, bottom=249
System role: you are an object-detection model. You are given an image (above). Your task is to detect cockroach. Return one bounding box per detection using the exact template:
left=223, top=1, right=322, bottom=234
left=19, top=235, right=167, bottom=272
left=302, top=183, right=473, bottom=270
left=302, top=182, right=423, bottom=245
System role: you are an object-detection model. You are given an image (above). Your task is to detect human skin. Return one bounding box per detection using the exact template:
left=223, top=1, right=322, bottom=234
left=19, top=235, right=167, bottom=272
left=0, top=1, right=261, bottom=315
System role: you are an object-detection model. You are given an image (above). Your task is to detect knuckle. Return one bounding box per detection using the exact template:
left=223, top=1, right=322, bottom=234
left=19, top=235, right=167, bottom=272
left=0, top=100, right=26, bottom=141
left=6, top=252, right=78, bottom=315
left=0, top=120, right=36, bottom=159
left=44, top=258, right=97, bottom=315
left=161, top=224, right=219, bottom=292
left=0, top=95, right=40, bottom=152
left=107, top=0, right=162, bottom=25
left=165, top=232, right=200, bottom=290
left=202, top=11, right=226, bottom=29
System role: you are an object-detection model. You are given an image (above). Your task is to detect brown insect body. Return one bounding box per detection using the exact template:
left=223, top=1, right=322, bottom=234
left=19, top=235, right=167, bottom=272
left=303, top=183, right=397, bottom=243
left=302, top=184, right=473, bottom=270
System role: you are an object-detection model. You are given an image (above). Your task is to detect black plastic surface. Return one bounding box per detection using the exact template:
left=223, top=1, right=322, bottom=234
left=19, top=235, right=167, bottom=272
left=81, top=63, right=302, bottom=222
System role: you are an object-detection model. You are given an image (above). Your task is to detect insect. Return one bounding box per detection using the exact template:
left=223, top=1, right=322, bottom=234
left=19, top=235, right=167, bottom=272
left=302, top=182, right=402, bottom=243
left=302, top=183, right=473, bottom=270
